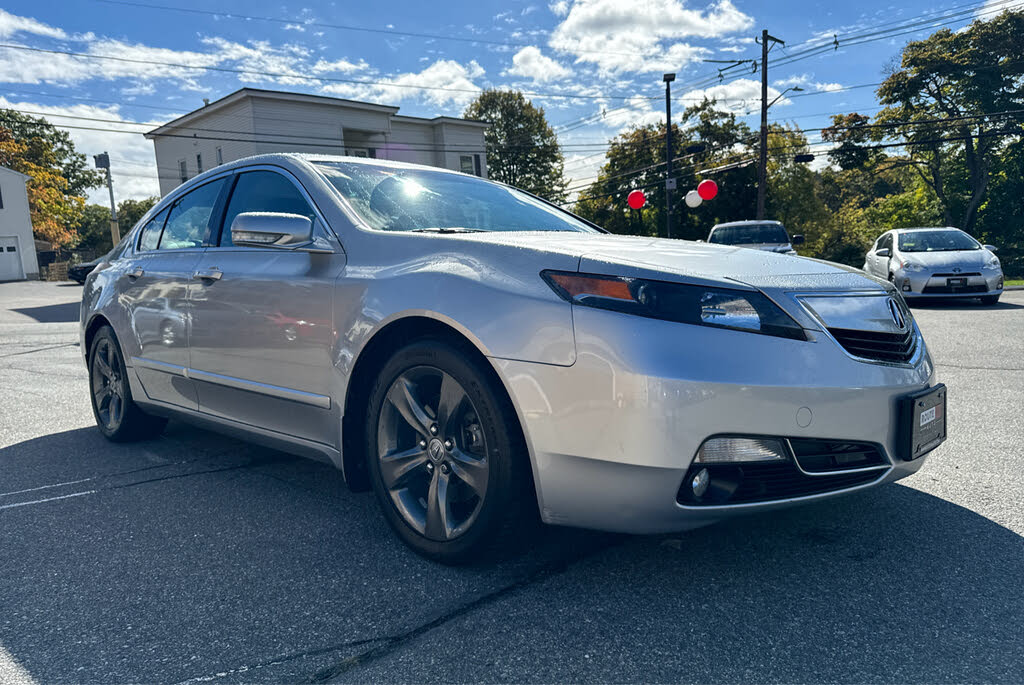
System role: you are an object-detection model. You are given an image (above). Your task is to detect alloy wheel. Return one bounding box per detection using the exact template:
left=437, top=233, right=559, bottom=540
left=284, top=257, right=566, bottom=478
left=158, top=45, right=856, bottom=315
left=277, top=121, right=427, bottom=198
left=376, top=365, right=489, bottom=541
left=91, top=338, right=125, bottom=431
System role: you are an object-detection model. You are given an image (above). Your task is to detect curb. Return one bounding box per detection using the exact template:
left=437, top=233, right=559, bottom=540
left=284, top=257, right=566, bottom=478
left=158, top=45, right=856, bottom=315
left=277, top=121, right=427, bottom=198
left=1004, top=285, right=1024, bottom=291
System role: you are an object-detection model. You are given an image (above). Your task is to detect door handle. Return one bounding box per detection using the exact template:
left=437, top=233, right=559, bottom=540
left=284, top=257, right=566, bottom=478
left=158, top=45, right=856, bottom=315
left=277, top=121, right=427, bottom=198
left=193, top=269, right=223, bottom=281
left=127, top=267, right=144, bottom=279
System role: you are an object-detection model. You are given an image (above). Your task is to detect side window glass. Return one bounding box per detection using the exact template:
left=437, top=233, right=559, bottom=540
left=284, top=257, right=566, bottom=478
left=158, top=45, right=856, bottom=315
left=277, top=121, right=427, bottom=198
left=159, top=178, right=228, bottom=250
left=220, top=171, right=316, bottom=247
left=137, top=207, right=170, bottom=252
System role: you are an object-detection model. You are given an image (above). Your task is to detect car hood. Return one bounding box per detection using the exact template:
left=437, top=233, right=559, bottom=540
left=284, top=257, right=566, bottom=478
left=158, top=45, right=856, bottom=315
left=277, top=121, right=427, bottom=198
left=899, top=249, right=992, bottom=269
left=463, top=232, right=881, bottom=292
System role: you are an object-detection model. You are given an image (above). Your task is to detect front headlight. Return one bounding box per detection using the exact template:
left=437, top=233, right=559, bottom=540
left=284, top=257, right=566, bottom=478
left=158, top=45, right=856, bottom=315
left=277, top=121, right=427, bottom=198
left=985, top=254, right=1000, bottom=269
left=541, top=270, right=806, bottom=340
left=900, top=260, right=926, bottom=272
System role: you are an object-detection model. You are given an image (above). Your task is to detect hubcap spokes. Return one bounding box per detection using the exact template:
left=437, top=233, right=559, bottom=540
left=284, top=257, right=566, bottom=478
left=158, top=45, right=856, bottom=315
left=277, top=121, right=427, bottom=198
left=91, top=339, right=124, bottom=429
left=378, top=367, right=489, bottom=541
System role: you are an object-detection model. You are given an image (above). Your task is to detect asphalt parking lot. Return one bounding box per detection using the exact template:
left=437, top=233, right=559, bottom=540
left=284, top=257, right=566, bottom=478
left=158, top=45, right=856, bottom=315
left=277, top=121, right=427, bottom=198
left=1, top=280, right=1022, bottom=684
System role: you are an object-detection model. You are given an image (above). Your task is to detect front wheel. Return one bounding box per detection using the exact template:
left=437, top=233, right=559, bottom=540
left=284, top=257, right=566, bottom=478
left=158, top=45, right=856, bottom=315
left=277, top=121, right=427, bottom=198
left=365, top=339, right=534, bottom=563
left=89, top=326, right=167, bottom=442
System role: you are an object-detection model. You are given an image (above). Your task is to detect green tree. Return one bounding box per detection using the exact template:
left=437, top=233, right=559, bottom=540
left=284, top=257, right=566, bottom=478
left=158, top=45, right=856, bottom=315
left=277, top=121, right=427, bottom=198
left=765, top=125, right=830, bottom=248
left=876, top=11, right=1024, bottom=233
left=464, top=90, right=567, bottom=202
left=117, top=196, right=159, bottom=232
left=574, top=100, right=756, bottom=239
left=73, top=204, right=116, bottom=252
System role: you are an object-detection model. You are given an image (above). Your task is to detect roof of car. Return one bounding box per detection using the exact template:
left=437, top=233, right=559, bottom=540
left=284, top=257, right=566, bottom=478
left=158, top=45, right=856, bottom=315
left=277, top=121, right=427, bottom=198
left=710, top=220, right=784, bottom=229
left=894, top=227, right=961, bottom=233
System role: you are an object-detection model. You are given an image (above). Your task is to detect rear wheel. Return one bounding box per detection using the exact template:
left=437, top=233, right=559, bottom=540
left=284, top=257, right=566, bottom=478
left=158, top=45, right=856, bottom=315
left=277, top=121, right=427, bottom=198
left=89, top=326, right=167, bottom=442
left=365, top=339, right=534, bottom=563
left=980, top=294, right=1000, bottom=305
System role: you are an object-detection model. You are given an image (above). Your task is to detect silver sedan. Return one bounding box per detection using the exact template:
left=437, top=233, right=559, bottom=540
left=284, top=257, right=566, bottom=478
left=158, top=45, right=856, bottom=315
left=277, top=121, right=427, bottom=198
left=863, top=227, right=1004, bottom=304
left=81, top=154, right=946, bottom=563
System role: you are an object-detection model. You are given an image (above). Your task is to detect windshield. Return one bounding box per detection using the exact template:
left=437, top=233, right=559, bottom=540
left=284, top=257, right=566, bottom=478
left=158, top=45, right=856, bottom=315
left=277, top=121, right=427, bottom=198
left=315, top=162, right=597, bottom=234
left=898, top=230, right=980, bottom=252
left=709, top=223, right=789, bottom=245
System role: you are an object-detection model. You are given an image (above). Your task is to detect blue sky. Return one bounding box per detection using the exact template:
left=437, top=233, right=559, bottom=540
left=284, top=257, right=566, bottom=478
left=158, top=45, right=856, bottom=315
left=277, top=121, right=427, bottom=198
left=0, top=0, right=1011, bottom=204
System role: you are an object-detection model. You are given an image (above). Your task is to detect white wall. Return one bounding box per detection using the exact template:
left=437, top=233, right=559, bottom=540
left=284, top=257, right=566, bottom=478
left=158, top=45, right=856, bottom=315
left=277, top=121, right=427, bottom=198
left=0, top=168, right=39, bottom=280
left=151, top=99, right=258, bottom=196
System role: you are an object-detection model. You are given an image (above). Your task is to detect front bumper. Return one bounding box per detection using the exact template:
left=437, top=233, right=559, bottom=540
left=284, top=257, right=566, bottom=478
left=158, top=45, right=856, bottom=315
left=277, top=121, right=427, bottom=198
left=894, top=268, right=1003, bottom=298
left=494, top=306, right=936, bottom=534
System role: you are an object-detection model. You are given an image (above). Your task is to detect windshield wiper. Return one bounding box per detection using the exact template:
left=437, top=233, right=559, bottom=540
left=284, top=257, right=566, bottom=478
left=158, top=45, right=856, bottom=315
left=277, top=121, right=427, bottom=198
left=408, top=227, right=486, bottom=234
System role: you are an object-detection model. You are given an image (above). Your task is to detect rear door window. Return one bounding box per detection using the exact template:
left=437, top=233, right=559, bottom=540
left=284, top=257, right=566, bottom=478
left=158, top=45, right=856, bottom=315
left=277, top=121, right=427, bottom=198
left=219, top=171, right=316, bottom=247
left=137, top=207, right=170, bottom=252
left=159, top=178, right=229, bottom=250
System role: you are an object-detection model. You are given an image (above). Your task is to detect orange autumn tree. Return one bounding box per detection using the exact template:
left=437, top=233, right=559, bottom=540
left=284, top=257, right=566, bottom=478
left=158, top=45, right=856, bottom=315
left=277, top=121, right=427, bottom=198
left=0, top=113, right=99, bottom=248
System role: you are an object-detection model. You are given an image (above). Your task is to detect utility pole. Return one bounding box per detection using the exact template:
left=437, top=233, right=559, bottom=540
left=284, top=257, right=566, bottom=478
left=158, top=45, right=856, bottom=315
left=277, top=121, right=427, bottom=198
left=93, top=152, right=120, bottom=245
left=757, top=29, right=784, bottom=220
left=663, top=72, right=675, bottom=239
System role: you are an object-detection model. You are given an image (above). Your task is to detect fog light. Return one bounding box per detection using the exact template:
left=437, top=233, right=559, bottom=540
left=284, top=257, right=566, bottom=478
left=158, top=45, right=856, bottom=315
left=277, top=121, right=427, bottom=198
left=997, top=279, right=1003, bottom=290
left=696, top=437, right=788, bottom=463
left=691, top=468, right=710, bottom=498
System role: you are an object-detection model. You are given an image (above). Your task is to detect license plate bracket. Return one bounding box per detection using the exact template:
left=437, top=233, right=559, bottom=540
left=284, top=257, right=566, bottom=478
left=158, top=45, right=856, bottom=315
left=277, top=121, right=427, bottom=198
left=947, top=277, right=967, bottom=287
left=898, top=384, right=947, bottom=460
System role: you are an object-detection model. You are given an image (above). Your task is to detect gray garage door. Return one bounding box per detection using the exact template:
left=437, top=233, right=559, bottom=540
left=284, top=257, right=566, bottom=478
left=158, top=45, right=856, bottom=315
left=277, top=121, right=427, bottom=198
left=0, top=236, right=25, bottom=281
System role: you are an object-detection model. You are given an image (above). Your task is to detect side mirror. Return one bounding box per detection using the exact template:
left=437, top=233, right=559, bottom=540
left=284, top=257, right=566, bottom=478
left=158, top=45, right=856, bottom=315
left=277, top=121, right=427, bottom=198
left=231, top=212, right=313, bottom=248
left=791, top=234, right=805, bottom=246
left=875, top=247, right=891, bottom=257
left=983, top=244, right=998, bottom=252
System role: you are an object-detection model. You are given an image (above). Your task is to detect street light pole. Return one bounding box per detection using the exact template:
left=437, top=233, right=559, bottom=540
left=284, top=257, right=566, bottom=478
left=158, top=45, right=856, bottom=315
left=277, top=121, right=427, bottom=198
left=756, top=30, right=785, bottom=221
left=93, top=152, right=120, bottom=245
left=663, top=72, right=675, bottom=239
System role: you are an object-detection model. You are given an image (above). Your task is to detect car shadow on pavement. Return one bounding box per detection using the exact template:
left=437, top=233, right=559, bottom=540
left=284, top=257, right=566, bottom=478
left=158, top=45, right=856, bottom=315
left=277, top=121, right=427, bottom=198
left=0, top=426, right=1020, bottom=683
left=10, top=301, right=81, bottom=323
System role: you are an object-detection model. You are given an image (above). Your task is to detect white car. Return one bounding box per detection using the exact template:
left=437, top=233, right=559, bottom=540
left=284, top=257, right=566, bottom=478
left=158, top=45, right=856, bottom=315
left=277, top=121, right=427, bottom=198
left=864, top=227, right=1003, bottom=304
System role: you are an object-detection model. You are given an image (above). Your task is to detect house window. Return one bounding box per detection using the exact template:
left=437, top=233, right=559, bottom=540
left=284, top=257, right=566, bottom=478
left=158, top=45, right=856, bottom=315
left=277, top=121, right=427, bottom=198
left=367, top=148, right=377, bottom=159
left=179, top=159, right=188, bottom=184
left=460, top=155, right=474, bottom=175
left=474, top=154, right=482, bottom=177
left=216, top=147, right=223, bottom=166
left=0, top=186, right=4, bottom=209
left=196, top=153, right=203, bottom=174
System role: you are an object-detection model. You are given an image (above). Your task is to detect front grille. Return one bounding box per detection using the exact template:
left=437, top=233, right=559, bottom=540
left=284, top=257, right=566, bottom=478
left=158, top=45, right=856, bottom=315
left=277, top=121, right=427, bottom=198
left=828, top=326, right=916, bottom=363
left=922, top=284, right=987, bottom=294
left=932, top=272, right=981, bottom=277
left=789, top=439, right=886, bottom=473
left=678, top=459, right=885, bottom=506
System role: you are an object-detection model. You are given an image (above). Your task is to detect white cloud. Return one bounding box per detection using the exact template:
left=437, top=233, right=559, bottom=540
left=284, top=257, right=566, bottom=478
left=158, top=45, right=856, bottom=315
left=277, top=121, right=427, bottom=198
left=0, top=8, right=67, bottom=40
left=503, top=46, right=572, bottom=83
left=312, top=57, right=370, bottom=74
left=200, top=37, right=313, bottom=87
left=549, top=1, right=570, bottom=16
left=773, top=74, right=844, bottom=93
left=549, top=0, right=753, bottom=74
left=283, top=23, right=305, bottom=32
left=320, top=59, right=486, bottom=108
left=681, top=78, right=783, bottom=115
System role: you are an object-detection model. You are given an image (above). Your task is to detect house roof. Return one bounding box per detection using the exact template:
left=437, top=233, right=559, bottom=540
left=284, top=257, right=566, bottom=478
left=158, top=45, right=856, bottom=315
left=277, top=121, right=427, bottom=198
left=145, top=87, right=488, bottom=138
left=0, top=166, right=31, bottom=182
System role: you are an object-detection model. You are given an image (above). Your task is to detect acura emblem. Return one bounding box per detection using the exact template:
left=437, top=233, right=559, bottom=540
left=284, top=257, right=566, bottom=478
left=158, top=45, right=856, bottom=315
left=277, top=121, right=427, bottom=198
left=887, top=297, right=906, bottom=329
left=427, top=438, right=446, bottom=463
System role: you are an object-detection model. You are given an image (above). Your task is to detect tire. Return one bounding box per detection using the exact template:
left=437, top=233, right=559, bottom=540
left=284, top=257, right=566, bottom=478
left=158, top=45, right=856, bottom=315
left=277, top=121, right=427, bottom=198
left=88, top=326, right=167, bottom=442
left=980, top=294, right=1000, bottom=305
left=365, top=338, right=535, bottom=564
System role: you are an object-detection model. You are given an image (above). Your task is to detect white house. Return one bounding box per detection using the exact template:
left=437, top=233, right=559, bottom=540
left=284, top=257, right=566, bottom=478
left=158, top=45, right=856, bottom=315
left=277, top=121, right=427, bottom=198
left=145, top=88, right=490, bottom=196
left=0, top=166, right=40, bottom=282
